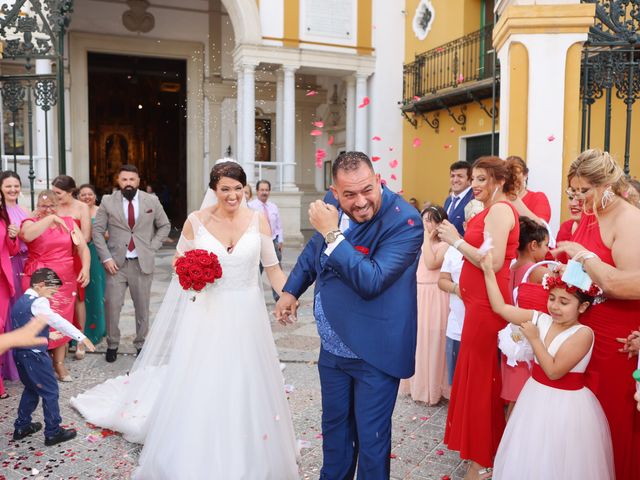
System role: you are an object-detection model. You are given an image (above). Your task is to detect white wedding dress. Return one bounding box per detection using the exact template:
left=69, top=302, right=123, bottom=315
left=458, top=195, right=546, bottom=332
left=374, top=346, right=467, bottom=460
left=71, top=210, right=300, bottom=479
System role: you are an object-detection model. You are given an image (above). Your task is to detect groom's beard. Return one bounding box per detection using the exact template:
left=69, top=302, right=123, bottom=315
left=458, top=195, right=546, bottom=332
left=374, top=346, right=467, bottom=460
left=122, top=187, right=138, bottom=201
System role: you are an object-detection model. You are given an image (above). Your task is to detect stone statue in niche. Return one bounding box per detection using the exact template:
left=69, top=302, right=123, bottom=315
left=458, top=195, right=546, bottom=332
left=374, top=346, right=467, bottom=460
left=122, top=0, right=155, bottom=34
left=106, top=133, right=129, bottom=173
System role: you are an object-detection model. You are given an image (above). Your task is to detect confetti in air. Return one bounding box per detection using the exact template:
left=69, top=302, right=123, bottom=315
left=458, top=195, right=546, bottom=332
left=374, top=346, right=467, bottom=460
left=328, top=135, right=334, bottom=146
left=310, top=130, right=322, bottom=136
left=547, top=135, right=556, bottom=142
left=358, top=96, right=370, bottom=108
left=389, top=159, right=398, bottom=169
left=306, top=90, right=318, bottom=96
left=372, top=136, right=382, bottom=141
left=412, top=138, right=422, bottom=148
left=371, top=156, right=381, bottom=162
left=312, top=121, right=324, bottom=128
left=413, top=96, right=421, bottom=101
left=390, top=174, right=397, bottom=181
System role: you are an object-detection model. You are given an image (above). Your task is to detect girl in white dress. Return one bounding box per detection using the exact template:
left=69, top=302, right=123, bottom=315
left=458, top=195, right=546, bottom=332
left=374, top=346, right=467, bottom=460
left=71, top=162, right=300, bottom=479
left=481, top=252, right=614, bottom=480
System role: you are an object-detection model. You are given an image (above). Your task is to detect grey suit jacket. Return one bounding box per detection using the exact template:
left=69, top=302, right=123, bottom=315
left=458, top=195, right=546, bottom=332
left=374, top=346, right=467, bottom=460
left=92, top=190, right=171, bottom=274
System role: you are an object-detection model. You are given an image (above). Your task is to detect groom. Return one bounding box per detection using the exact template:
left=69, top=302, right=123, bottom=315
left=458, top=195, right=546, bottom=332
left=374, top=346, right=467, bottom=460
left=276, top=152, right=423, bottom=479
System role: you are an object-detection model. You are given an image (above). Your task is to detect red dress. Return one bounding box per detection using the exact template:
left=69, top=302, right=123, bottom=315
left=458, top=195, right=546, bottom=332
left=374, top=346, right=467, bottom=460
left=444, top=201, right=520, bottom=467
left=21, top=216, right=78, bottom=350
left=572, top=213, right=640, bottom=480
left=554, top=219, right=575, bottom=265
left=522, top=190, right=551, bottom=222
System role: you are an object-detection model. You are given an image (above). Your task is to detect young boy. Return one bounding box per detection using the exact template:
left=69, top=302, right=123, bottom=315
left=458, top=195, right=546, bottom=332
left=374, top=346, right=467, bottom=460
left=11, top=268, right=95, bottom=446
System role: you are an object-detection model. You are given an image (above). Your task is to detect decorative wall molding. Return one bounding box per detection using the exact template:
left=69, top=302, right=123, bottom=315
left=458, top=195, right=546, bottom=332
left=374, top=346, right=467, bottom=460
left=412, top=0, right=435, bottom=41
left=122, top=0, right=155, bottom=34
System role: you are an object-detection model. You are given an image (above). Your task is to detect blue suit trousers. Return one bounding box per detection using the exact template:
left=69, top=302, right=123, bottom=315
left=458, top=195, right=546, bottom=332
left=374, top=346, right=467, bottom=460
left=319, top=348, right=400, bottom=480
left=14, top=350, right=62, bottom=438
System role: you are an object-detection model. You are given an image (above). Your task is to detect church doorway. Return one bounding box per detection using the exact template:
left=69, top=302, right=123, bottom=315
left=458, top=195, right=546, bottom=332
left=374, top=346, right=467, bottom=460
left=87, top=52, right=187, bottom=226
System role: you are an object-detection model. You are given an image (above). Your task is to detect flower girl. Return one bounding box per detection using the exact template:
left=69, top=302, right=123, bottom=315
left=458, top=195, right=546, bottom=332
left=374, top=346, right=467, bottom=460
left=481, top=252, right=614, bottom=479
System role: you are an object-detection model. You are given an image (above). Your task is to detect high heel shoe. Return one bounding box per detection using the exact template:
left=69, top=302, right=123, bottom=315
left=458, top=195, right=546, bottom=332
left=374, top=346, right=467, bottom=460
left=54, top=361, right=72, bottom=382
left=74, top=343, right=86, bottom=360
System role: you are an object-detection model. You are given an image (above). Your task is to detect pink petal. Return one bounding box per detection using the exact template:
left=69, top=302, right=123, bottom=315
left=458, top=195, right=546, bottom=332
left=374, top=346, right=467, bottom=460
left=313, top=121, right=324, bottom=128
left=306, top=90, right=318, bottom=97
left=371, top=156, right=381, bottom=162
left=390, top=174, right=397, bottom=181
left=457, top=73, right=464, bottom=84
left=372, top=136, right=382, bottom=141
left=389, top=147, right=394, bottom=152
left=358, top=96, right=370, bottom=108
left=389, top=159, right=398, bottom=168
left=420, top=416, right=429, bottom=421
left=547, top=135, right=556, bottom=142
left=310, top=130, right=323, bottom=136
left=436, top=449, right=444, bottom=455
left=413, top=96, right=421, bottom=101
left=390, top=453, right=397, bottom=459
left=412, top=138, right=422, bottom=148
left=315, top=434, right=323, bottom=439
left=381, top=178, right=387, bottom=185
left=328, top=135, right=334, bottom=146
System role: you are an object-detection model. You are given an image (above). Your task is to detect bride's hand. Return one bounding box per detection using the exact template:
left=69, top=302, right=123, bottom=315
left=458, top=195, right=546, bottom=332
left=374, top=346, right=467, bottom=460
left=275, top=292, right=298, bottom=326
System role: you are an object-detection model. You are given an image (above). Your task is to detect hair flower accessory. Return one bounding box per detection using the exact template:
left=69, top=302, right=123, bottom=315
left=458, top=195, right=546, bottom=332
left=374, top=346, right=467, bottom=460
left=542, top=273, right=605, bottom=304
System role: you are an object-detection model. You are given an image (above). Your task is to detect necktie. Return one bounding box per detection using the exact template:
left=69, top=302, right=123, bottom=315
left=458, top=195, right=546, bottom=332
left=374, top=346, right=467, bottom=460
left=128, top=200, right=135, bottom=251
left=448, top=196, right=460, bottom=216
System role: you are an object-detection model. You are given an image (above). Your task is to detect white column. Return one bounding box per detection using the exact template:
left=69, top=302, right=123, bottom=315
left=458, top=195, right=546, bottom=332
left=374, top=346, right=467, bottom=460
left=282, top=65, right=298, bottom=191
left=235, top=67, right=244, bottom=164
left=35, top=59, right=53, bottom=186
left=276, top=69, right=284, bottom=163
left=355, top=73, right=369, bottom=153
left=345, top=75, right=356, bottom=151
left=242, top=63, right=256, bottom=183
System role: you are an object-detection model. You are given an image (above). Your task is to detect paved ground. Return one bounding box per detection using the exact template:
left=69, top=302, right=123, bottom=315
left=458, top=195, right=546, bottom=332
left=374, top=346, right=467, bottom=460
left=0, top=246, right=467, bottom=480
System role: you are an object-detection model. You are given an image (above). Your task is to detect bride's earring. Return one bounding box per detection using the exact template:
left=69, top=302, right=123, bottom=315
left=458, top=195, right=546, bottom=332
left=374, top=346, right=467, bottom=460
left=601, top=186, right=614, bottom=209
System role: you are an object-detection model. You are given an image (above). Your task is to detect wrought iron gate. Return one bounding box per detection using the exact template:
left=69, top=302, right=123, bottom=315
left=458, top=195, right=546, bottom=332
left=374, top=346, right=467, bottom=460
left=580, top=0, right=640, bottom=175
left=0, top=0, right=73, bottom=208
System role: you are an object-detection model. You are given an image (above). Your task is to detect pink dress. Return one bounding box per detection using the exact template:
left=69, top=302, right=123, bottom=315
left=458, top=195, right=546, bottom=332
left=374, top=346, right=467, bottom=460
left=2, top=204, right=28, bottom=381
left=0, top=220, right=18, bottom=396
left=21, top=216, right=78, bottom=350
left=399, top=243, right=450, bottom=405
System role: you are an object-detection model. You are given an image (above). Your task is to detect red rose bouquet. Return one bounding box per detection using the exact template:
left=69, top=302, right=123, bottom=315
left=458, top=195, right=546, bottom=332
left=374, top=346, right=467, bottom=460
left=174, top=249, right=222, bottom=297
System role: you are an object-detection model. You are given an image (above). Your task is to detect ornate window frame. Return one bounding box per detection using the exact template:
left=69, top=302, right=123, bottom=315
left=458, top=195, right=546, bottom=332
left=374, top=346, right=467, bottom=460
left=412, top=0, right=435, bottom=41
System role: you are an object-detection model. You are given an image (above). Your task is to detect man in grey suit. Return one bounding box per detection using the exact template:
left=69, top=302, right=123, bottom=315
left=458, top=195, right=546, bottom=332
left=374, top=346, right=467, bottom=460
left=93, top=165, right=170, bottom=362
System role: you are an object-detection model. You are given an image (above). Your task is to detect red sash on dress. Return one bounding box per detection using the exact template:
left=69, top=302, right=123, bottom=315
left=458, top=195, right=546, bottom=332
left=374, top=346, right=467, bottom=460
left=531, top=363, right=585, bottom=391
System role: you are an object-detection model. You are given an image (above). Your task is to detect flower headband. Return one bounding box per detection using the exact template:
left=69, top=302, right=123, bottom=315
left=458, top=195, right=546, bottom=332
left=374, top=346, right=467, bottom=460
left=542, top=273, right=604, bottom=303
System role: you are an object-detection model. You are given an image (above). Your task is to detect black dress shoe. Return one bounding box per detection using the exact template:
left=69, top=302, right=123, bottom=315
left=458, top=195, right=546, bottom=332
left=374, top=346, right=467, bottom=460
left=45, top=427, right=77, bottom=446
left=13, top=422, right=42, bottom=440
left=105, top=348, right=118, bottom=363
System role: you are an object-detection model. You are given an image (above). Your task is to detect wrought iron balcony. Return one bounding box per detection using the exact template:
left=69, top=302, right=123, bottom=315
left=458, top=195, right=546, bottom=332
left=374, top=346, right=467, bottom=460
left=402, top=24, right=498, bottom=108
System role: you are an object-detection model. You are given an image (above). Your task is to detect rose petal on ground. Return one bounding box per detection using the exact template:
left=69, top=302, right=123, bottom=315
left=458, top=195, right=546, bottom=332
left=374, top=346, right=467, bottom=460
left=358, top=96, right=370, bottom=108
left=389, top=453, right=397, bottom=459
left=420, top=416, right=429, bottom=421
left=310, top=130, right=322, bottom=136
left=315, top=433, right=323, bottom=439
left=436, top=449, right=444, bottom=455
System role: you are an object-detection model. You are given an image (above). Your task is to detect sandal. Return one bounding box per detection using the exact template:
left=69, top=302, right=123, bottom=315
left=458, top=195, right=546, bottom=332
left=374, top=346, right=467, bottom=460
left=75, top=343, right=86, bottom=360
left=54, top=361, right=72, bottom=382
left=478, top=467, right=493, bottom=480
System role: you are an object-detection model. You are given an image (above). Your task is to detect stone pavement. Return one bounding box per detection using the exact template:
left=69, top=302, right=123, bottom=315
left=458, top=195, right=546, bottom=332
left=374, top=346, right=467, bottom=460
left=0, top=246, right=467, bottom=480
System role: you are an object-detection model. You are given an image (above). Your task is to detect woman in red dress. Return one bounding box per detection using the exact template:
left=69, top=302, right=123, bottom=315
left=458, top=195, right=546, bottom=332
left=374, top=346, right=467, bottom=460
left=0, top=189, right=19, bottom=398
left=554, top=149, right=640, bottom=480
left=437, top=156, right=520, bottom=479
left=20, top=190, right=90, bottom=382
left=506, top=156, right=552, bottom=224
left=52, top=175, right=92, bottom=359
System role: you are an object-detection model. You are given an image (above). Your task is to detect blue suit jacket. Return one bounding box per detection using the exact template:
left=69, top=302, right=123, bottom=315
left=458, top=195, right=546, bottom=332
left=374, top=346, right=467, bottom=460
left=283, top=187, right=423, bottom=379
left=444, top=188, right=474, bottom=236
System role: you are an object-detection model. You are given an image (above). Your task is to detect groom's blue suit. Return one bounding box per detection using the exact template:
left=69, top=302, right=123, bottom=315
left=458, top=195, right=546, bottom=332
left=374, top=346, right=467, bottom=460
left=284, top=186, right=423, bottom=479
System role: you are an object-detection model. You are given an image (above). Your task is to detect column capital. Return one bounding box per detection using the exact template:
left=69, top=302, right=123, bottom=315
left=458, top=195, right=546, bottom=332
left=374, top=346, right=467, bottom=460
left=280, top=64, right=299, bottom=75
left=493, top=3, right=596, bottom=52
left=355, top=71, right=371, bottom=80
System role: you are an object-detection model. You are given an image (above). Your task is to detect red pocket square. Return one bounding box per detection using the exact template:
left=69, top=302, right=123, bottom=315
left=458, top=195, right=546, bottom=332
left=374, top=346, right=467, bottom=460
left=355, top=245, right=369, bottom=255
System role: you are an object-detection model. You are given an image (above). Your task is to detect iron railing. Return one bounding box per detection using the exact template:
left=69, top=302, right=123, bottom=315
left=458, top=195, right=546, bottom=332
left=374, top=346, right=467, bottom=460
left=403, top=24, right=496, bottom=104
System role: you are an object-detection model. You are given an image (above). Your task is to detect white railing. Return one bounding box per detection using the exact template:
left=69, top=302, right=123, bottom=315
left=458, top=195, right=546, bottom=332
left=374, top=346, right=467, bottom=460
left=1, top=154, right=54, bottom=187
left=245, top=161, right=288, bottom=191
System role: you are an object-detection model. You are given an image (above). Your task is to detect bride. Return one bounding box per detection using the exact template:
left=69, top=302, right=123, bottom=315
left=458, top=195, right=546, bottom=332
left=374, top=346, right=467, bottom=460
left=71, top=161, right=300, bottom=479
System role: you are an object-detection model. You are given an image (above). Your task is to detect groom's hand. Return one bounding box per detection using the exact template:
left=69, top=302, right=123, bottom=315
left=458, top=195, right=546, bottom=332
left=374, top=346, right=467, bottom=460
left=309, top=201, right=339, bottom=237
left=275, top=292, right=299, bottom=326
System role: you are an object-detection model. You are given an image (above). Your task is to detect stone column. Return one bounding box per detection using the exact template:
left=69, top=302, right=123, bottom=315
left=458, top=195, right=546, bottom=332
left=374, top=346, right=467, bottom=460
left=355, top=73, right=369, bottom=153
left=242, top=63, right=256, bottom=183
left=276, top=69, right=284, bottom=163
left=282, top=65, right=298, bottom=191
left=345, top=75, right=356, bottom=151
left=235, top=67, right=244, bottom=165
left=493, top=1, right=596, bottom=232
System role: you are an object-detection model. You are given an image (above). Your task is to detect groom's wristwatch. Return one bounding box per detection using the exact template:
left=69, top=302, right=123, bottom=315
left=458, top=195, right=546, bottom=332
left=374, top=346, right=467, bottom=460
left=324, top=230, right=343, bottom=244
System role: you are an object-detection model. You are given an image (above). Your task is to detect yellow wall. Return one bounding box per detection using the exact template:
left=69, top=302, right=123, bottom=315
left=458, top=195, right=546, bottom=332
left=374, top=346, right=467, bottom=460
left=402, top=101, right=500, bottom=207
left=405, top=0, right=483, bottom=63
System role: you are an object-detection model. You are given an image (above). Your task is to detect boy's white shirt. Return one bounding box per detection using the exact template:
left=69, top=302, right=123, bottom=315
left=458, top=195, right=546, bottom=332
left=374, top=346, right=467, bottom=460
left=25, top=288, right=86, bottom=343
